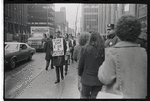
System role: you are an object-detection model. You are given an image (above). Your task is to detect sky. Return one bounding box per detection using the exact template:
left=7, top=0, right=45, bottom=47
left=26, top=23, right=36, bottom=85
left=54, top=3, right=82, bottom=32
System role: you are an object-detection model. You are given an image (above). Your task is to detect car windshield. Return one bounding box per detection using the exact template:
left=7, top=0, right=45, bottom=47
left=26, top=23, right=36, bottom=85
left=5, top=44, right=18, bottom=50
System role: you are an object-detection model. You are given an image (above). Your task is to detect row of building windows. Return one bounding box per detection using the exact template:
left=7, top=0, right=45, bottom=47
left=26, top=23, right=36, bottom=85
left=84, top=4, right=99, bottom=8
left=84, top=21, right=98, bottom=30
left=85, top=21, right=98, bottom=26
left=5, top=4, right=27, bottom=19
left=84, top=14, right=98, bottom=20
left=28, top=16, right=54, bottom=22
left=28, top=5, right=54, bottom=14
left=84, top=8, right=98, bottom=13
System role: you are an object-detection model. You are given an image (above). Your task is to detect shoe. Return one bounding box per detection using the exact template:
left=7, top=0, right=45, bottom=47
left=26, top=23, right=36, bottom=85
left=65, top=72, right=67, bottom=75
left=61, top=77, right=64, bottom=80
left=45, top=68, right=48, bottom=71
left=55, top=80, right=60, bottom=84
left=51, top=67, right=54, bottom=69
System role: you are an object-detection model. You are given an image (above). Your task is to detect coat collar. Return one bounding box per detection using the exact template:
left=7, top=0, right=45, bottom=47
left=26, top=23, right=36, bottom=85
left=114, top=41, right=140, bottom=48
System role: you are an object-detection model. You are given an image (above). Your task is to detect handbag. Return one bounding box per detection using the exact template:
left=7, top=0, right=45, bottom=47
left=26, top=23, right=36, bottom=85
left=97, top=48, right=123, bottom=99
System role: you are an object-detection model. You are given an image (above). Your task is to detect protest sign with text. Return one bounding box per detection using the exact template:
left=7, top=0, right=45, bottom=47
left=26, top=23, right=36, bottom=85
left=52, top=38, right=64, bottom=56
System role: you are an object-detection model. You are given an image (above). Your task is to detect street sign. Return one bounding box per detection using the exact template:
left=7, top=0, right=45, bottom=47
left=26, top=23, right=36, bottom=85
left=52, top=38, right=64, bottom=56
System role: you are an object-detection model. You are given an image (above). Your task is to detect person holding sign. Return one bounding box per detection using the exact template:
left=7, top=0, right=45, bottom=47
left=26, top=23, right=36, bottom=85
left=53, top=31, right=67, bottom=84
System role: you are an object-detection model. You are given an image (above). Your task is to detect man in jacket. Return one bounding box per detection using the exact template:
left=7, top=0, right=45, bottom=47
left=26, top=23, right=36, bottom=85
left=65, top=33, right=72, bottom=75
left=105, top=24, right=119, bottom=47
left=53, top=31, right=67, bottom=84
left=44, top=35, right=53, bottom=71
left=69, top=34, right=76, bottom=63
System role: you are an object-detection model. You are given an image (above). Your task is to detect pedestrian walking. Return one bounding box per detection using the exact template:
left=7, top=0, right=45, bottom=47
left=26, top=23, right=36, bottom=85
left=44, top=35, right=53, bottom=71
left=53, top=31, right=67, bottom=84
left=64, top=33, right=72, bottom=75
left=78, top=32, right=105, bottom=99
left=70, top=35, right=76, bottom=63
left=105, top=24, right=119, bottom=47
left=73, top=32, right=90, bottom=95
left=98, top=15, right=147, bottom=98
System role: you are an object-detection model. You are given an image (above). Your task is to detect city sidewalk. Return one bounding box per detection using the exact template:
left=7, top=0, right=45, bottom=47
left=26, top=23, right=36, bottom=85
left=15, top=62, right=80, bottom=99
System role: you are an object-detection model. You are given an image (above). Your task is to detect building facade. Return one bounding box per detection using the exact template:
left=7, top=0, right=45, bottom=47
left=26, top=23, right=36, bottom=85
left=81, top=4, right=99, bottom=33
left=27, top=4, right=55, bottom=37
left=81, top=4, right=147, bottom=41
left=98, top=4, right=147, bottom=40
left=55, top=7, right=66, bottom=36
left=4, top=4, right=28, bottom=42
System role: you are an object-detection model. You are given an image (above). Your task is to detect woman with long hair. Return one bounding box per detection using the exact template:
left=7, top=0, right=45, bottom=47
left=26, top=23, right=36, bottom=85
left=78, top=31, right=105, bottom=99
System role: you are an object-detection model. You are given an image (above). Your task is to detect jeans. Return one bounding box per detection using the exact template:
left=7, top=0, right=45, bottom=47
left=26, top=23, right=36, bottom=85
left=81, top=84, right=103, bottom=99
left=55, top=66, right=64, bottom=81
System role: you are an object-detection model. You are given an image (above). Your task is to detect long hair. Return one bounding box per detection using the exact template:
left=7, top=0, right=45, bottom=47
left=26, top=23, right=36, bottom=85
left=86, top=32, right=105, bottom=58
left=78, top=32, right=90, bottom=46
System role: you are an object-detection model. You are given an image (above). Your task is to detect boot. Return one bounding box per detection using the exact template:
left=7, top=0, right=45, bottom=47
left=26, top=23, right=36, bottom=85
left=55, top=80, right=60, bottom=84
left=45, top=67, right=48, bottom=71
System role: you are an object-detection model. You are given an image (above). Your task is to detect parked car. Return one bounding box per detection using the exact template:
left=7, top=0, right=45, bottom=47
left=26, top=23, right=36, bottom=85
left=4, top=42, right=36, bottom=69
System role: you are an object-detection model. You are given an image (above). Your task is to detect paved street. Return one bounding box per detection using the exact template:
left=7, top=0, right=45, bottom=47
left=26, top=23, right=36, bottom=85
left=5, top=52, right=80, bottom=98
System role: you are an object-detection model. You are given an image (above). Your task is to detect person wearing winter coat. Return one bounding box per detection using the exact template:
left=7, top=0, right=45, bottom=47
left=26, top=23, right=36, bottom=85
left=44, top=35, right=53, bottom=70
left=64, top=33, right=73, bottom=75
left=53, top=31, right=67, bottom=84
left=73, top=32, right=90, bottom=93
left=98, top=15, right=147, bottom=98
left=78, top=32, right=105, bottom=99
left=135, top=36, right=147, bottom=52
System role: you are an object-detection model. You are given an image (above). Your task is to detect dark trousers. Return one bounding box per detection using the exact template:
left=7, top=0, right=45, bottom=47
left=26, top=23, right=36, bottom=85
left=55, top=66, right=64, bottom=81
left=65, top=60, right=68, bottom=73
left=46, top=58, right=53, bottom=69
left=70, top=50, right=74, bottom=61
left=81, top=84, right=103, bottom=99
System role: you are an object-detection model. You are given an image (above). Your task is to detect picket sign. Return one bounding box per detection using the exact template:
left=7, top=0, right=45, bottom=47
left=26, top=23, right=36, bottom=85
left=52, top=38, right=64, bottom=56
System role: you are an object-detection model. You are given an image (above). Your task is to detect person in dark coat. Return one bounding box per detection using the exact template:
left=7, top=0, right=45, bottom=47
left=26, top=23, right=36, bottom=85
left=44, top=35, right=53, bottom=71
left=64, top=33, right=72, bottom=75
left=105, top=24, right=119, bottom=47
left=136, top=36, right=147, bottom=51
left=71, top=36, right=76, bottom=62
left=73, top=32, right=90, bottom=95
left=53, top=31, right=67, bottom=84
left=78, top=32, right=105, bottom=99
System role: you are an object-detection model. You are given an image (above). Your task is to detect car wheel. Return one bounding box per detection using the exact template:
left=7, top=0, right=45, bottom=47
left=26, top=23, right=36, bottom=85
left=28, top=54, right=32, bottom=61
left=10, top=58, right=16, bottom=69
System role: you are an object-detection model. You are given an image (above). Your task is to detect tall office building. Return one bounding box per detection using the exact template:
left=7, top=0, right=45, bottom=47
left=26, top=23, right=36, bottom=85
left=55, top=7, right=66, bottom=36
left=81, top=4, right=147, bottom=40
left=81, top=4, right=99, bottom=33
left=4, top=4, right=28, bottom=42
left=27, top=4, right=55, bottom=36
